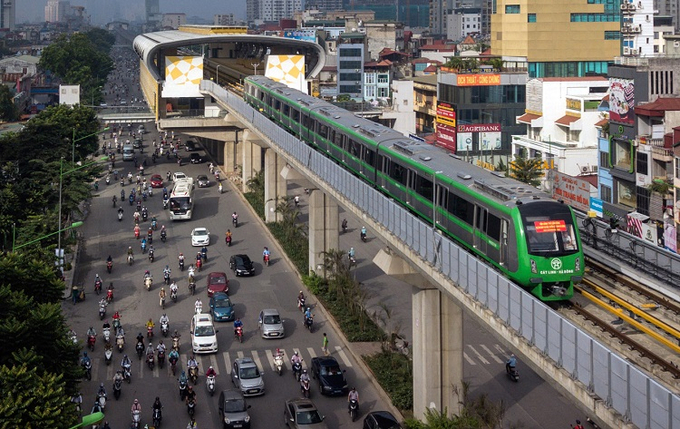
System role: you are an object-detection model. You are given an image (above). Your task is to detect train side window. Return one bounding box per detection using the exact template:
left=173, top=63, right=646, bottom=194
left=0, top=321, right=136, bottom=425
left=302, top=115, right=310, bottom=129
left=283, top=104, right=290, bottom=116
left=333, top=130, right=342, bottom=147
left=259, top=91, right=265, bottom=102
left=415, top=174, right=433, bottom=200
left=389, top=162, right=408, bottom=186
left=379, top=155, right=388, bottom=173
left=447, top=192, right=474, bottom=225
left=274, top=99, right=281, bottom=110
left=487, top=213, right=501, bottom=241
left=319, top=124, right=328, bottom=139
left=349, top=140, right=361, bottom=157
left=363, top=148, right=375, bottom=167
left=291, top=109, right=300, bottom=122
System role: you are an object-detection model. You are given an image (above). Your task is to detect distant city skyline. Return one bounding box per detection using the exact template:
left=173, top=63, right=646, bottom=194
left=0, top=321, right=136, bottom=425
left=19, top=0, right=247, bottom=25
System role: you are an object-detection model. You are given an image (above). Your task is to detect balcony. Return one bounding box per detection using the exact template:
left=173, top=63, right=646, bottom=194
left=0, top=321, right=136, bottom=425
left=651, top=145, right=674, bottom=162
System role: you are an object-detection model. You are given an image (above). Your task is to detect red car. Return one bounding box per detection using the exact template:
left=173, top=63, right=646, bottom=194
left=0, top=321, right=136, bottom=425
left=150, top=174, right=164, bottom=188
left=207, top=272, right=229, bottom=297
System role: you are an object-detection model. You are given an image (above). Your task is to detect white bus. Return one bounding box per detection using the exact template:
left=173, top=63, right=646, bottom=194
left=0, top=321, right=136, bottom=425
left=168, top=179, right=194, bottom=220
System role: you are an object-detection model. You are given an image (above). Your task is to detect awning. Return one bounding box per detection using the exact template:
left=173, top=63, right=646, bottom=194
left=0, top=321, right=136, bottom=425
left=594, top=118, right=608, bottom=128
left=555, top=114, right=582, bottom=130
left=516, top=112, right=543, bottom=127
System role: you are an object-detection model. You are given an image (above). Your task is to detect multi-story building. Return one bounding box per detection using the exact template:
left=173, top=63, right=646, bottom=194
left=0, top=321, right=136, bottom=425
left=653, top=16, right=675, bottom=55
left=363, top=59, right=391, bottom=102
left=145, top=0, right=161, bottom=28
left=337, top=32, right=366, bottom=100
left=162, top=13, right=186, bottom=30
left=429, top=0, right=449, bottom=35
left=365, top=21, right=404, bottom=61
left=513, top=77, right=609, bottom=189
left=259, top=0, right=302, bottom=22
left=304, top=0, right=343, bottom=12
left=621, top=0, right=655, bottom=58
left=385, top=79, right=417, bottom=135
left=1, top=0, right=14, bottom=30
left=246, top=0, right=259, bottom=24
left=45, top=0, right=71, bottom=23
left=654, top=0, right=679, bottom=33
left=214, top=14, right=236, bottom=26
left=446, top=7, right=481, bottom=40
left=490, top=0, right=620, bottom=78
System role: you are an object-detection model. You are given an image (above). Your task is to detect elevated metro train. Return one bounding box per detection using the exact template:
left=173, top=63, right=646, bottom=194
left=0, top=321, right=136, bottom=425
left=243, top=76, right=584, bottom=301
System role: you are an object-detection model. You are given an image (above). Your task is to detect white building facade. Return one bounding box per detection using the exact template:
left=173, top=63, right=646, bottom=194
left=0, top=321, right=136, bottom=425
left=621, top=0, right=655, bottom=57
left=513, top=77, right=610, bottom=189
left=446, top=7, right=481, bottom=40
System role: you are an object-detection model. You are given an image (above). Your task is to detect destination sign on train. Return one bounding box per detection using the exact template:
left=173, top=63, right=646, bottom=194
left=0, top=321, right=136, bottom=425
left=534, top=220, right=567, bottom=233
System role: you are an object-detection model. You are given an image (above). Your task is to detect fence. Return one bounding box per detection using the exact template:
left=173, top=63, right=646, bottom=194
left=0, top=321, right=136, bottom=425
left=202, top=80, right=680, bottom=429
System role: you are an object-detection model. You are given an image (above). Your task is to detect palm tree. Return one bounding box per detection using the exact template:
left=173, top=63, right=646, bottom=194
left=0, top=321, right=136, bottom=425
left=509, top=153, right=544, bottom=187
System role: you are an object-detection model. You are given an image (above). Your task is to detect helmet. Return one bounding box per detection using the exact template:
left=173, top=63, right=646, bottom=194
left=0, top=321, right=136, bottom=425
left=134, top=399, right=139, bottom=404
left=276, top=348, right=281, bottom=353
left=123, top=354, right=128, bottom=359
left=104, top=319, right=108, bottom=323
left=179, top=252, right=183, bottom=256
left=163, top=313, right=166, bottom=317
left=209, top=366, right=213, bottom=370
left=165, top=265, right=169, bottom=269
left=83, top=352, right=88, bottom=357
left=188, top=386, right=193, bottom=390
left=303, top=369, right=307, bottom=373
left=576, top=421, right=581, bottom=425
left=100, top=383, right=104, bottom=388
left=294, top=351, right=299, bottom=356
left=306, top=308, right=310, bottom=312
left=155, top=396, right=160, bottom=401
left=161, top=287, right=165, bottom=291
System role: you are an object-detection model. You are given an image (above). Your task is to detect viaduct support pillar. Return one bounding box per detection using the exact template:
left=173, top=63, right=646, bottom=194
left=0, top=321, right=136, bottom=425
left=222, top=129, right=241, bottom=174
left=374, top=248, right=463, bottom=420
left=308, top=189, right=338, bottom=276
left=241, top=130, right=262, bottom=193
left=264, top=150, right=287, bottom=222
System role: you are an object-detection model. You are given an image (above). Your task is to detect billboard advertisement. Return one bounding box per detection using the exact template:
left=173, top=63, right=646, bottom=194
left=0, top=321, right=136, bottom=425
left=436, top=122, right=456, bottom=152
left=436, top=102, right=456, bottom=127
left=609, top=78, right=634, bottom=125
left=457, top=74, right=501, bottom=86
left=283, top=29, right=316, bottom=42
left=551, top=171, right=595, bottom=213
left=457, top=132, right=472, bottom=151
left=162, top=56, right=204, bottom=98
left=481, top=131, right=502, bottom=150
left=265, top=55, right=307, bottom=93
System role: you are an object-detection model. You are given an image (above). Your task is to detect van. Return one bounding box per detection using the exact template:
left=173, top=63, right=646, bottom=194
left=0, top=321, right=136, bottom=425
left=191, top=313, right=218, bottom=354
left=122, top=145, right=134, bottom=161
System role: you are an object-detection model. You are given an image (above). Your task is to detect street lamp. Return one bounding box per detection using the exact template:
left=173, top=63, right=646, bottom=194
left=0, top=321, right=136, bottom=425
left=251, top=62, right=259, bottom=76
left=57, top=156, right=108, bottom=269
left=12, top=221, right=83, bottom=252
left=72, top=127, right=110, bottom=164
left=91, top=86, right=103, bottom=107
left=68, top=411, right=104, bottom=429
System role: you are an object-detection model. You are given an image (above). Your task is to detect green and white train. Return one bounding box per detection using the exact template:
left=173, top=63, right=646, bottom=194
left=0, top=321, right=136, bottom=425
left=244, top=76, right=584, bottom=301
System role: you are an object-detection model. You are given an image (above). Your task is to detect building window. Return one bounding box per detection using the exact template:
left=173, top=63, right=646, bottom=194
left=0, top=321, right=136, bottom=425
left=636, top=186, right=650, bottom=216
left=339, top=48, right=362, bottom=57
left=604, top=31, right=620, bottom=39
left=600, top=185, right=612, bottom=202
left=378, top=87, right=389, bottom=98
left=612, top=139, right=632, bottom=170
left=365, top=74, right=375, bottom=84
left=528, top=13, right=536, bottom=22
left=377, top=74, right=389, bottom=83
left=505, top=5, right=520, bottom=13
left=599, top=150, right=609, bottom=169
left=617, top=181, right=636, bottom=208
left=339, top=61, right=362, bottom=69
left=636, top=152, right=648, bottom=175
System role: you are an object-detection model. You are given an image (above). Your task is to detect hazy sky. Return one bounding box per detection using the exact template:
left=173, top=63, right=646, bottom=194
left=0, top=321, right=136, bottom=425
left=19, top=0, right=247, bottom=25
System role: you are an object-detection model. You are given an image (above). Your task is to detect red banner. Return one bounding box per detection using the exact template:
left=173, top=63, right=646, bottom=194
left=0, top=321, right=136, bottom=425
left=436, top=123, right=457, bottom=152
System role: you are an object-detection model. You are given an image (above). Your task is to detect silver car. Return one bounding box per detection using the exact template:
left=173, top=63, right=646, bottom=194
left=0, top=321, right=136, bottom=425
left=231, top=358, right=265, bottom=396
left=258, top=309, right=285, bottom=339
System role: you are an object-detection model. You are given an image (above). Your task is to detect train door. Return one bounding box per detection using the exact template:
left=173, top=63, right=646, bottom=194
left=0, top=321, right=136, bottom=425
left=499, top=219, right=509, bottom=266
left=474, top=206, right=487, bottom=254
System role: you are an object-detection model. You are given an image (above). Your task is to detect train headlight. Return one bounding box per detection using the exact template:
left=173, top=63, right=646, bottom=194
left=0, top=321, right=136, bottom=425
left=530, top=259, right=537, bottom=274
left=575, top=257, right=581, bottom=272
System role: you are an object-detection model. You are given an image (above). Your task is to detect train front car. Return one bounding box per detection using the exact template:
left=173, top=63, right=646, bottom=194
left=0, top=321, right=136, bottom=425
left=512, top=200, right=584, bottom=301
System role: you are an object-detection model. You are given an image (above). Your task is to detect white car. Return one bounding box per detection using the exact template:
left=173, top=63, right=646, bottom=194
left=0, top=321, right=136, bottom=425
left=191, top=227, right=210, bottom=247
left=172, top=172, right=188, bottom=182
left=191, top=313, right=218, bottom=354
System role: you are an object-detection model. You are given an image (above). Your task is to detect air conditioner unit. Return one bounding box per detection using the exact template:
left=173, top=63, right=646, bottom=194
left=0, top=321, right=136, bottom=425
left=581, top=166, right=590, bottom=174
left=631, top=48, right=639, bottom=55
left=632, top=25, right=641, bottom=33
left=624, top=47, right=631, bottom=54
left=620, top=3, right=627, bottom=10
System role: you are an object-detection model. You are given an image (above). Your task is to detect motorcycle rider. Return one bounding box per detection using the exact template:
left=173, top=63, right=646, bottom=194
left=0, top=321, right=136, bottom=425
left=348, top=247, right=356, bottom=260
left=97, top=383, right=107, bottom=401
left=113, top=369, right=124, bottom=385
left=506, top=354, right=517, bottom=374
left=225, top=229, right=232, bottom=244
left=304, top=307, right=313, bottom=323
left=169, top=348, right=180, bottom=367
left=159, top=287, right=167, bottom=307
left=157, top=340, right=166, bottom=355
left=81, top=352, right=91, bottom=368
left=206, top=365, right=217, bottom=378
left=163, top=265, right=171, bottom=279
left=121, top=354, right=132, bottom=372
left=233, top=318, right=243, bottom=337
left=341, top=218, right=348, bottom=232
left=131, top=398, right=142, bottom=415
left=102, top=319, right=111, bottom=331
left=160, top=313, right=169, bottom=327
left=178, top=252, right=185, bottom=268
left=136, top=332, right=144, bottom=345
left=348, top=387, right=359, bottom=410
left=146, top=342, right=155, bottom=359
left=152, top=396, right=163, bottom=418
left=232, top=211, right=238, bottom=225
left=146, top=318, right=155, bottom=333
left=185, top=385, right=197, bottom=406
left=263, top=246, right=271, bottom=263
left=299, top=369, right=310, bottom=385
left=290, top=350, right=302, bottom=366
left=297, top=291, right=305, bottom=308
left=127, top=246, right=134, bottom=259
left=187, top=355, right=198, bottom=372
left=87, top=326, right=97, bottom=338
left=200, top=246, right=208, bottom=261
left=194, top=299, right=203, bottom=314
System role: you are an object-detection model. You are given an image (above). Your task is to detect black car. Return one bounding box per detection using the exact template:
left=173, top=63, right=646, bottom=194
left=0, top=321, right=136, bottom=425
left=229, top=254, right=255, bottom=276
left=190, top=152, right=203, bottom=164
left=133, top=138, right=143, bottom=149
left=185, top=140, right=197, bottom=151
left=196, top=175, right=210, bottom=188
left=310, top=357, right=348, bottom=396
left=363, top=411, right=402, bottom=429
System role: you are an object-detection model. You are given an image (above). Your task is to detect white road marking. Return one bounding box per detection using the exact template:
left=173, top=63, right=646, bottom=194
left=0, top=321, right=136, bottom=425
left=467, top=345, right=490, bottom=364
left=334, top=346, right=353, bottom=368
left=481, top=344, right=504, bottom=363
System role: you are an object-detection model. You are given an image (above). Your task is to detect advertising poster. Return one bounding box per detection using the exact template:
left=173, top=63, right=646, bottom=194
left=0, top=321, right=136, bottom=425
left=457, top=132, right=473, bottom=151
left=436, top=102, right=456, bottom=127
left=436, top=122, right=457, bottom=152
left=481, top=131, right=502, bottom=151
left=162, top=56, right=204, bottom=98
left=664, top=221, right=677, bottom=253
left=552, top=171, right=594, bottom=213
left=283, top=29, right=316, bottom=42
left=609, top=78, right=634, bottom=125
left=265, top=55, right=307, bottom=93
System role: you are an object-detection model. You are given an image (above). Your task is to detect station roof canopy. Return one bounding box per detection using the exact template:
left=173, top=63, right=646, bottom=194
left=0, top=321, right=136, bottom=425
left=133, top=28, right=326, bottom=81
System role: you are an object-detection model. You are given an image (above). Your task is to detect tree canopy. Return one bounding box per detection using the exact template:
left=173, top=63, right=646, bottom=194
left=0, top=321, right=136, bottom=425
left=0, top=85, right=18, bottom=122
left=509, top=153, right=544, bottom=187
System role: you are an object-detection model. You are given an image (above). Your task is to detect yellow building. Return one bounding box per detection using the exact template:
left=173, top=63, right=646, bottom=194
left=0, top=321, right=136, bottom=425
left=491, top=0, right=621, bottom=77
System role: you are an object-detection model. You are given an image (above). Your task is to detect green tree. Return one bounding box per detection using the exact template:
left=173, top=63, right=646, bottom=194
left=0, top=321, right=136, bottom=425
left=84, top=28, right=116, bottom=53
left=509, top=153, right=543, bottom=187
left=0, top=85, right=18, bottom=121
left=0, top=362, right=79, bottom=428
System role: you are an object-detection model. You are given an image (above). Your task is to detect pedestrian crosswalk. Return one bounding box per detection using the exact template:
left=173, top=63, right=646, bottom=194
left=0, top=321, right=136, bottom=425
left=463, top=343, right=509, bottom=366
left=91, top=345, right=353, bottom=381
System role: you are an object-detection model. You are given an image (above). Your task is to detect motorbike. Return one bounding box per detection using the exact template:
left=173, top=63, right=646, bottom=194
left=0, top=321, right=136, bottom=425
left=188, top=281, right=196, bottom=296
left=349, top=399, right=359, bottom=422
left=263, top=254, right=270, bottom=267
left=152, top=220, right=157, bottom=230
left=148, top=249, right=154, bottom=262
left=147, top=325, right=154, bottom=338
left=107, top=260, right=113, bottom=273
left=163, top=198, right=168, bottom=210
left=360, top=230, right=367, bottom=242
left=136, top=341, right=144, bottom=360
left=189, top=366, right=199, bottom=384
left=116, top=333, right=125, bottom=352
left=87, top=334, right=96, bottom=351
left=129, top=195, right=134, bottom=206
left=97, top=391, right=107, bottom=410
left=94, top=280, right=102, bottom=295
left=145, top=276, right=153, bottom=291
left=292, top=362, right=302, bottom=381
left=232, top=216, right=238, bottom=228
left=117, top=210, right=124, bottom=221
left=131, top=409, right=141, bottom=428
left=161, top=230, right=167, bottom=242
left=142, top=210, right=148, bottom=222
left=164, top=272, right=170, bottom=285
left=506, top=365, right=519, bottom=382
left=170, top=355, right=178, bottom=375
left=122, top=364, right=131, bottom=383
left=297, top=296, right=305, bottom=312
left=187, top=398, right=196, bottom=417
left=201, top=248, right=207, bottom=262
left=341, top=220, right=348, bottom=233
left=304, top=315, right=313, bottom=333
left=127, top=254, right=134, bottom=265
left=141, top=241, right=147, bottom=254
left=170, top=285, right=178, bottom=302
left=152, top=408, right=162, bottom=427
left=103, top=327, right=111, bottom=343
left=105, top=346, right=113, bottom=365
left=83, top=359, right=92, bottom=380
left=106, top=176, right=111, bottom=185
left=274, top=354, right=284, bottom=375
left=161, top=321, right=169, bottom=337
left=301, top=379, right=310, bottom=398
left=179, top=259, right=185, bottom=271
left=158, top=349, right=165, bottom=368
left=99, top=299, right=107, bottom=320
left=218, top=182, right=223, bottom=193
left=234, top=326, right=243, bottom=343
left=146, top=352, right=155, bottom=370
left=195, top=259, right=202, bottom=272
left=179, top=377, right=188, bottom=400
left=225, top=235, right=232, bottom=246
left=206, top=374, right=216, bottom=396
left=113, top=378, right=122, bottom=400
left=113, top=318, right=121, bottom=332
left=134, top=227, right=140, bottom=239
left=172, top=336, right=180, bottom=351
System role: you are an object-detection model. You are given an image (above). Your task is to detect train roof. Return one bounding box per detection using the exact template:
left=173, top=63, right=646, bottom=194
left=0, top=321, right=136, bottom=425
left=246, top=76, right=555, bottom=207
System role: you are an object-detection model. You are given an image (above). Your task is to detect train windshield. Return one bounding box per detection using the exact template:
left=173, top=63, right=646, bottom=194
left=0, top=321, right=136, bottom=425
left=519, top=203, right=578, bottom=256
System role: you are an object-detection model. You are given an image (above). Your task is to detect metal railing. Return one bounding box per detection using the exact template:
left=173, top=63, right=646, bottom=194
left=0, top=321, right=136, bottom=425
left=201, top=80, right=680, bottom=429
